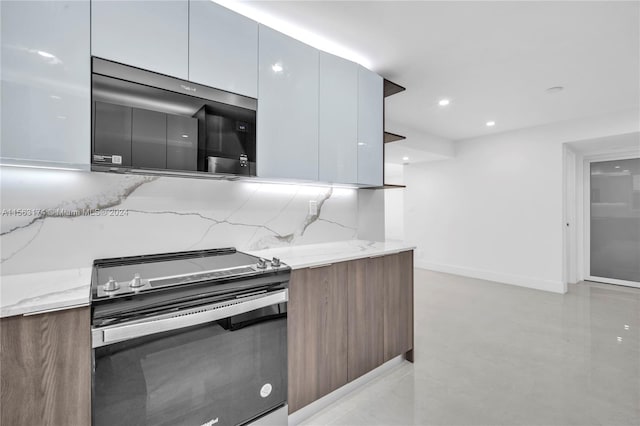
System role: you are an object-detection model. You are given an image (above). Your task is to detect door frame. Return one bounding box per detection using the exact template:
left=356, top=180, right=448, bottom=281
left=582, top=150, right=640, bottom=288
left=563, top=145, right=577, bottom=288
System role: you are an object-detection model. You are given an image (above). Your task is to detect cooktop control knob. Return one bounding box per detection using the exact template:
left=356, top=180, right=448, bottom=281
left=271, top=257, right=281, bottom=268
left=130, top=273, right=143, bottom=289
left=103, top=277, right=119, bottom=292
left=257, top=258, right=267, bottom=269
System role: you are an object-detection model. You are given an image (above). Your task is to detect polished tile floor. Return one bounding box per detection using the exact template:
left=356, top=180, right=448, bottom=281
left=300, top=269, right=640, bottom=426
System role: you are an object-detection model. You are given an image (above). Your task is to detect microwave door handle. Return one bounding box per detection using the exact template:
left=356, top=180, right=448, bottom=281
left=92, top=289, right=287, bottom=348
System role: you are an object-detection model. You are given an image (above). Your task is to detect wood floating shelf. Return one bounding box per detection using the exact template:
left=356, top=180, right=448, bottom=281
left=374, top=77, right=407, bottom=190
left=384, top=131, right=406, bottom=143
left=362, top=184, right=407, bottom=190
left=383, top=79, right=406, bottom=98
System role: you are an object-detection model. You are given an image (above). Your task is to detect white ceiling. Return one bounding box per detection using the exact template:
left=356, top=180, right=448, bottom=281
left=242, top=0, right=640, bottom=150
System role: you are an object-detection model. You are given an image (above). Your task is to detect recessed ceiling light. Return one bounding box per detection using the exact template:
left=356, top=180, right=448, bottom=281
left=271, top=63, right=283, bottom=73
left=546, top=86, right=564, bottom=94
left=50, top=95, right=61, bottom=100
left=486, top=121, right=496, bottom=127
left=181, top=134, right=189, bottom=138
left=37, top=50, right=55, bottom=59
left=402, top=156, right=410, bottom=161
left=623, top=169, right=629, bottom=172
left=438, top=99, right=450, bottom=107
left=615, top=165, right=621, bottom=169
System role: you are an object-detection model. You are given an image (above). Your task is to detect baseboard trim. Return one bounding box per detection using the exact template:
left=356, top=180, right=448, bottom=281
left=415, top=261, right=566, bottom=294
left=287, top=355, right=406, bottom=425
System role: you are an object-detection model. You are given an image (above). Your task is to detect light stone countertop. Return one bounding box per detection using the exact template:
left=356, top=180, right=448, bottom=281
left=0, top=240, right=414, bottom=318
left=247, top=239, right=415, bottom=269
left=0, top=268, right=92, bottom=318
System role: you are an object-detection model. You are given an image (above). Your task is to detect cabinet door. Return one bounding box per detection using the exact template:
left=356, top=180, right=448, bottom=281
left=132, top=108, right=167, bottom=169
left=189, top=0, right=258, bottom=98
left=383, top=251, right=414, bottom=362
left=357, top=66, right=383, bottom=186
left=167, top=114, right=198, bottom=171
left=93, top=101, right=133, bottom=167
left=0, top=0, right=90, bottom=168
left=0, top=307, right=91, bottom=426
left=257, top=25, right=319, bottom=180
left=91, top=0, right=188, bottom=79
left=288, top=263, right=348, bottom=413
left=347, top=257, right=384, bottom=381
left=318, top=52, right=358, bottom=184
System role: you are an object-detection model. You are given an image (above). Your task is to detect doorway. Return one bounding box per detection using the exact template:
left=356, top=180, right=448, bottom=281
left=586, top=156, right=640, bottom=288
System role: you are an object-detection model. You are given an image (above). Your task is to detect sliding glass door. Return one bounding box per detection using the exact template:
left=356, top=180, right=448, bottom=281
left=589, top=157, right=640, bottom=287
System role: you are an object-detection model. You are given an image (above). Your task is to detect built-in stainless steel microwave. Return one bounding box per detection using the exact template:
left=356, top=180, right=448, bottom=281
left=91, top=58, right=257, bottom=177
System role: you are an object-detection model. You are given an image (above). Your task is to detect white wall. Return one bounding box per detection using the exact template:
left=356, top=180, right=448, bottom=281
left=405, top=109, right=640, bottom=293
left=384, top=120, right=455, bottom=165
left=384, top=163, right=404, bottom=240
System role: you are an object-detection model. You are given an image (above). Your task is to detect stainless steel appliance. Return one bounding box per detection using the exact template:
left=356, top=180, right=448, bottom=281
left=91, top=58, right=257, bottom=177
left=208, top=155, right=256, bottom=176
left=90, top=248, right=289, bottom=426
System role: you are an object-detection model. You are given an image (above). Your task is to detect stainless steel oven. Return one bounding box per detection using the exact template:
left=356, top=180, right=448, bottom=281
left=90, top=249, right=289, bottom=426
left=91, top=58, right=257, bottom=177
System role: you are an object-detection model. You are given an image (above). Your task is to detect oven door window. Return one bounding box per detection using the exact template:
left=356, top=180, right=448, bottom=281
left=93, top=304, right=287, bottom=426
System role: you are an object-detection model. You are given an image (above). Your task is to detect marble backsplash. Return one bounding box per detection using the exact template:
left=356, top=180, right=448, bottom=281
left=0, top=167, right=358, bottom=275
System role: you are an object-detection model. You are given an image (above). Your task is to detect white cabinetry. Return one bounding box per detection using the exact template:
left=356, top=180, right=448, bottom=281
left=189, top=0, right=258, bottom=98
left=318, top=52, right=358, bottom=184
left=0, top=0, right=90, bottom=168
left=257, top=25, right=319, bottom=181
left=0, top=0, right=385, bottom=182
left=357, top=66, right=383, bottom=186
left=91, top=0, right=188, bottom=79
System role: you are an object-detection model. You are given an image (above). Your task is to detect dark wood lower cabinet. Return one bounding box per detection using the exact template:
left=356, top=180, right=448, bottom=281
left=347, top=257, right=385, bottom=382
left=288, top=263, right=348, bottom=413
left=383, top=251, right=414, bottom=362
left=0, top=307, right=91, bottom=426
left=288, top=251, right=414, bottom=412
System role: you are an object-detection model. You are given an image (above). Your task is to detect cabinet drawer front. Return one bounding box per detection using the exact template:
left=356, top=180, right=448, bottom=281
left=93, top=101, right=132, bottom=166
left=257, top=25, right=319, bottom=180
left=189, top=0, right=258, bottom=98
left=0, top=308, right=91, bottom=426
left=132, top=108, right=167, bottom=169
left=288, top=264, right=348, bottom=413
left=1, top=0, right=90, bottom=167
left=383, top=251, right=414, bottom=361
left=91, top=0, right=188, bottom=79
left=167, top=114, right=198, bottom=171
left=347, top=257, right=384, bottom=381
left=357, top=66, right=383, bottom=186
left=319, top=52, right=358, bottom=184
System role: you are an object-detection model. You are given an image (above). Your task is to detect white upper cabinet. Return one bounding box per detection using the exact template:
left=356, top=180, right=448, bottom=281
left=257, top=25, right=319, bottom=181
left=0, top=0, right=90, bottom=168
left=91, top=0, right=188, bottom=79
left=189, top=1, right=258, bottom=98
left=318, top=52, right=358, bottom=184
left=357, top=66, right=384, bottom=186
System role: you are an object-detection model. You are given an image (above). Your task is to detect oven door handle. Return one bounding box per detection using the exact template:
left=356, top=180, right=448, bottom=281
left=92, top=289, right=287, bottom=348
